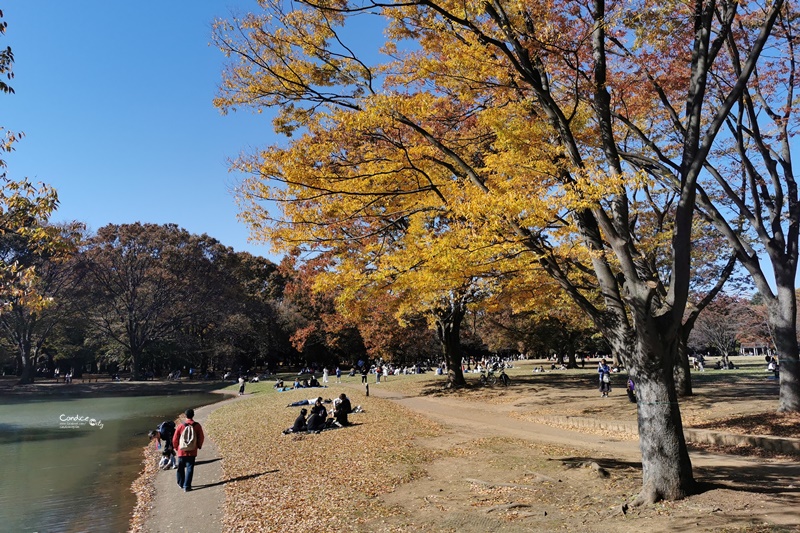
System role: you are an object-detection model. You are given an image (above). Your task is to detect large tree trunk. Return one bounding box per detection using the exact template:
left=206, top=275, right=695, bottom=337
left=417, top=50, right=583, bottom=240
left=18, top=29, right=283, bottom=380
left=629, top=337, right=694, bottom=504
left=129, top=348, right=144, bottom=381
left=771, top=283, right=800, bottom=412
left=435, top=306, right=467, bottom=388
left=16, top=336, right=34, bottom=385
left=567, top=352, right=578, bottom=368
left=674, top=330, right=693, bottom=397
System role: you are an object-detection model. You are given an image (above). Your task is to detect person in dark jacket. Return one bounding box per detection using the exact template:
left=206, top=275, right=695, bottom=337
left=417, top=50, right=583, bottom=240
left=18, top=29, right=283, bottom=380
left=626, top=378, right=637, bottom=403
left=306, top=411, right=326, bottom=432
left=334, top=393, right=352, bottom=426
left=283, top=408, right=308, bottom=434
left=309, top=397, right=328, bottom=418
left=172, top=409, right=205, bottom=492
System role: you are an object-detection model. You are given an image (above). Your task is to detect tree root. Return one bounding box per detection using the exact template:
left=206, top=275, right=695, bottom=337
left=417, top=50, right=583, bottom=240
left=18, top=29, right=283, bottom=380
left=465, top=478, right=545, bottom=490
left=561, top=461, right=609, bottom=477
left=629, top=490, right=659, bottom=508
left=522, top=471, right=559, bottom=483
left=484, top=502, right=532, bottom=513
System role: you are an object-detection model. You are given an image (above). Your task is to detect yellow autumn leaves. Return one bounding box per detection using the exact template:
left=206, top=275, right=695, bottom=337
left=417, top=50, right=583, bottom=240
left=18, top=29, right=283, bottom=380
left=213, top=0, right=699, bottom=329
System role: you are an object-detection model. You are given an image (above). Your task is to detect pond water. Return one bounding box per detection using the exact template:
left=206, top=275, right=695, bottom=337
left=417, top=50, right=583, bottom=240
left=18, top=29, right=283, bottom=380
left=0, top=393, right=223, bottom=532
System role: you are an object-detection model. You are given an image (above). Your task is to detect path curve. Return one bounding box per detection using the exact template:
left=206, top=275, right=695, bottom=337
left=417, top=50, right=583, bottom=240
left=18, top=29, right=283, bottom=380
left=142, top=382, right=800, bottom=531
left=363, top=385, right=800, bottom=503
left=143, top=392, right=246, bottom=533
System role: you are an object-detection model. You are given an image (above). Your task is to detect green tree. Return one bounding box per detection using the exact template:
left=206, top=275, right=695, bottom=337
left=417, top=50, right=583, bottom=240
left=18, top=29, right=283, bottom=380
left=75, top=223, right=231, bottom=380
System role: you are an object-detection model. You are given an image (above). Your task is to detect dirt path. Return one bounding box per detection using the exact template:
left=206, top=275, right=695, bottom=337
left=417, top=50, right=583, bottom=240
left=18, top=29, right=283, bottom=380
left=140, top=376, right=800, bottom=532
left=362, top=384, right=800, bottom=531
left=143, top=393, right=247, bottom=533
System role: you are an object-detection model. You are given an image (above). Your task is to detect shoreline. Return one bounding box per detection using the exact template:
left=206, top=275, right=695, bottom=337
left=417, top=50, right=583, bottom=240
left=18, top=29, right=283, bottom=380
left=119, top=365, right=800, bottom=532
left=0, top=378, right=232, bottom=399
left=0, top=377, right=238, bottom=532
left=130, top=388, right=245, bottom=533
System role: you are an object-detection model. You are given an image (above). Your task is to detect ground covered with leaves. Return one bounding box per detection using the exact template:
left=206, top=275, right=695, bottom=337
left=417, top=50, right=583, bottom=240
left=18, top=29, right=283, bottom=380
left=197, top=360, right=799, bottom=532
left=205, top=386, right=442, bottom=532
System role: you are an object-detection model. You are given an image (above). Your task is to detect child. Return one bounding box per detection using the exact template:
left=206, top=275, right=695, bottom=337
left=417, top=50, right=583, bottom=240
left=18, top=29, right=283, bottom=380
left=159, top=448, right=176, bottom=470
left=626, top=378, right=637, bottom=403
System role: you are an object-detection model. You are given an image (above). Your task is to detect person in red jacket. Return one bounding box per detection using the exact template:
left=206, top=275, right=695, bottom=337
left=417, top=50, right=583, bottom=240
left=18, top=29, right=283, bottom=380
left=172, top=408, right=205, bottom=492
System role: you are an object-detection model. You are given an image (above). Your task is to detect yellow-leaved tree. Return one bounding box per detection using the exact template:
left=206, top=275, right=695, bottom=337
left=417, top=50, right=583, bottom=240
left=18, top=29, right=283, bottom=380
left=214, top=0, right=785, bottom=505
left=0, top=10, right=64, bottom=384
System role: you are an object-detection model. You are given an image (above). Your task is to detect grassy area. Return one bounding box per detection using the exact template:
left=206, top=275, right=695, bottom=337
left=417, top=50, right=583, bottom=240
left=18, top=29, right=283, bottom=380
left=207, top=379, right=443, bottom=532
left=202, top=358, right=796, bottom=532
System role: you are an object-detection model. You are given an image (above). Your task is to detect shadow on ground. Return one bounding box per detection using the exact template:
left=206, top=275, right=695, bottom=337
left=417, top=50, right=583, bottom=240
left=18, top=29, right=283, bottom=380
left=193, top=469, right=279, bottom=490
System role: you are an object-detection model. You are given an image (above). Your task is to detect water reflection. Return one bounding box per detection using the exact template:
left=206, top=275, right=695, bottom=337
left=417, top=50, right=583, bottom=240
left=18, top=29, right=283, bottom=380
left=0, top=393, right=222, bottom=532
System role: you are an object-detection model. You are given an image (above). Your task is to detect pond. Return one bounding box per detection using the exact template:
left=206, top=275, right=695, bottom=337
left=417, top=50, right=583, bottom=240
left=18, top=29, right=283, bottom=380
left=0, top=392, right=224, bottom=532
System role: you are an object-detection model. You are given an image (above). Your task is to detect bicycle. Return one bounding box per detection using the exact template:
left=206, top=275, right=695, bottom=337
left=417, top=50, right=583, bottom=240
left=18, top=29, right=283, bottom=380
left=479, top=369, right=497, bottom=386
left=480, top=368, right=510, bottom=386
left=498, top=369, right=510, bottom=387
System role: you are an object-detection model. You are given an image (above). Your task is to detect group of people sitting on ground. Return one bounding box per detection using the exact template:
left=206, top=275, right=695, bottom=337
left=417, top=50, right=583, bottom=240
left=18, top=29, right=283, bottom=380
left=286, top=376, right=323, bottom=388
left=283, top=394, right=356, bottom=434
left=713, top=355, right=737, bottom=370
left=272, top=376, right=327, bottom=391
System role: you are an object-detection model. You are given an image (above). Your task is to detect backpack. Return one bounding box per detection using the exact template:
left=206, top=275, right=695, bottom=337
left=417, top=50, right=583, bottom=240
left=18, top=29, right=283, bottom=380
left=178, top=422, right=197, bottom=452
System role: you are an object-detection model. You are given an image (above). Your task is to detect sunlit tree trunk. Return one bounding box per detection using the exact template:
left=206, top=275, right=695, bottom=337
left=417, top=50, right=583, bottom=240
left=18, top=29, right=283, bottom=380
left=434, top=304, right=467, bottom=388
left=632, top=338, right=693, bottom=503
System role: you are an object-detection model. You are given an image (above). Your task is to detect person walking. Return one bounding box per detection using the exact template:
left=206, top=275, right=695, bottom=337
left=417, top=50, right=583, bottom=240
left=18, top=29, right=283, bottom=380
left=361, top=366, right=368, bottom=384
left=172, top=408, right=205, bottom=492
left=598, top=359, right=611, bottom=397
left=322, top=367, right=329, bottom=384
left=335, top=366, right=341, bottom=383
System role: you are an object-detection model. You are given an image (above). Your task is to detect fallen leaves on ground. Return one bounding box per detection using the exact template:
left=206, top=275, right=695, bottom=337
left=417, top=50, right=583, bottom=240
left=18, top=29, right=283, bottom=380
left=129, top=441, right=161, bottom=533
left=690, top=412, right=800, bottom=438
left=205, top=387, right=441, bottom=532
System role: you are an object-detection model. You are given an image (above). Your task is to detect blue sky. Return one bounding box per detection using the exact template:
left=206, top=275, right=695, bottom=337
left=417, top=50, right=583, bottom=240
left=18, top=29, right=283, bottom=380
left=4, top=1, right=282, bottom=260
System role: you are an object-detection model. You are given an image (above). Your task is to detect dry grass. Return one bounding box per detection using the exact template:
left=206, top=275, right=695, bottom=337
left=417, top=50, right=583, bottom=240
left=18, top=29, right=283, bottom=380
left=195, top=364, right=797, bottom=533
left=205, top=386, right=441, bottom=532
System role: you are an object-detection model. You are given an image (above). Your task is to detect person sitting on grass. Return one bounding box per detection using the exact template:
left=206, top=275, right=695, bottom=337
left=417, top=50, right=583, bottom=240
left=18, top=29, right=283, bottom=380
left=283, top=408, right=309, bottom=434
left=333, top=393, right=352, bottom=426
left=310, top=397, right=328, bottom=418
left=306, top=410, right=327, bottom=432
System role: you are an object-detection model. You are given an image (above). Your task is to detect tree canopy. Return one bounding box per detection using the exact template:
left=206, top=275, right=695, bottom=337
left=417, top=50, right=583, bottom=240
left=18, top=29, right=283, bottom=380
left=215, top=0, right=788, bottom=504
